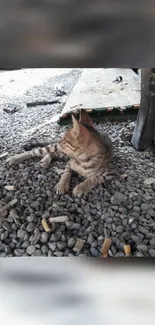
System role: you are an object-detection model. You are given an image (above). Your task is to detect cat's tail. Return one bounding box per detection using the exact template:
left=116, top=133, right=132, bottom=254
left=23, top=138, right=60, bottom=151
left=6, top=143, right=65, bottom=166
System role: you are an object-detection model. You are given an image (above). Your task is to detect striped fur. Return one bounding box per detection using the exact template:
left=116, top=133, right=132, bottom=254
left=56, top=109, right=113, bottom=196
left=6, top=109, right=113, bottom=196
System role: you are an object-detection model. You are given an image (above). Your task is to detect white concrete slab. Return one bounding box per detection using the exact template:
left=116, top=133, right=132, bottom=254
left=61, top=68, right=140, bottom=115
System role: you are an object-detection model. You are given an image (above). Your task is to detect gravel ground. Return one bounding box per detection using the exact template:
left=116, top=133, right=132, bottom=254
left=0, top=69, right=155, bottom=258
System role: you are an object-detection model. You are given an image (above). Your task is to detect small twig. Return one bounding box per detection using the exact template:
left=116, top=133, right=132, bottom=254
left=0, top=199, right=18, bottom=216
left=26, top=100, right=60, bottom=107
left=101, top=238, right=112, bottom=257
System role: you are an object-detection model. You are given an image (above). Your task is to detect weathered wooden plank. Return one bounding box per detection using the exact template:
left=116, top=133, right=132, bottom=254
left=131, top=68, right=155, bottom=150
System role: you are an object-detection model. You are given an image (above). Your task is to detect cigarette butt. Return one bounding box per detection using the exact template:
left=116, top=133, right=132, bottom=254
left=49, top=216, right=69, bottom=223
left=101, top=238, right=112, bottom=257
left=124, top=244, right=131, bottom=256
left=5, top=185, right=15, bottom=191
left=73, top=238, right=85, bottom=253
left=41, top=218, right=51, bottom=232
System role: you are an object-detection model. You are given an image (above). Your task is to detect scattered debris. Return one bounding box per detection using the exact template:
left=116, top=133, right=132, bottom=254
left=0, top=152, right=8, bottom=159
left=3, top=104, right=21, bottom=114
left=49, top=216, right=69, bottom=223
left=0, top=199, right=18, bottom=216
left=112, top=76, right=123, bottom=83
left=101, top=237, right=112, bottom=257
left=5, top=185, right=15, bottom=191
left=26, top=99, right=60, bottom=108
left=124, top=244, right=131, bottom=257
left=144, top=178, right=155, bottom=185
left=54, top=83, right=66, bottom=96
left=129, top=218, right=134, bottom=225
left=73, top=238, right=85, bottom=253
left=41, top=218, right=51, bottom=233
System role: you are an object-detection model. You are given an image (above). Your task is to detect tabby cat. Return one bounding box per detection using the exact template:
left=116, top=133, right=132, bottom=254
left=6, top=109, right=113, bottom=197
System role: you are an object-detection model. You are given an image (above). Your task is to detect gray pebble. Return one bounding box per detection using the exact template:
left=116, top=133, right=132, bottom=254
left=48, top=243, right=56, bottom=251
left=98, top=235, right=104, bottom=246
left=147, top=208, right=155, bottom=217
left=26, top=245, right=36, bottom=255
left=105, top=217, right=113, bottom=224
left=31, top=232, right=41, bottom=245
left=141, top=203, right=149, bottom=211
left=149, top=249, right=155, bottom=257
left=133, top=206, right=140, bottom=212
left=50, top=234, right=57, bottom=242
left=135, top=252, right=146, bottom=257
left=54, top=251, right=64, bottom=257
left=87, top=233, right=94, bottom=245
left=111, top=192, right=127, bottom=205
left=137, top=244, right=148, bottom=252
left=136, top=232, right=144, bottom=239
left=0, top=252, right=7, bottom=257
left=98, top=224, right=104, bottom=235
left=34, top=250, right=42, bottom=256
left=30, top=201, right=40, bottom=209
left=114, top=252, right=125, bottom=257
left=40, top=232, right=49, bottom=244
left=131, top=223, right=137, bottom=230
left=68, top=238, right=75, bottom=248
left=116, top=225, right=123, bottom=234
left=14, top=249, right=25, bottom=256
left=139, top=226, right=149, bottom=235
left=17, top=229, right=27, bottom=239
left=57, top=241, right=67, bottom=250
left=91, top=240, right=98, bottom=248
left=27, top=215, right=35, bottom=222
left=26, top=223, right=35, bottom=233
left=90, top=247, right=99, bottom=257
left=1, top=231, right=8, bottom=241
left=131, top=235, right=141, bottom=244
left=41, top=245, right=48, bottom=254
left=3, top=221, right=11, bottom=232
left=150, top=238, right=155, bottom=246
left=21, top=241, right=29, bottom=249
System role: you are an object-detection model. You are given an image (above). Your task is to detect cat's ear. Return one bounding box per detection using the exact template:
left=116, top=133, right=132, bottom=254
left=79, top=109, right=94, bottom=127
left=71, top=114, right=80, bottom=136
left=71, top=114, right=91, bottom=144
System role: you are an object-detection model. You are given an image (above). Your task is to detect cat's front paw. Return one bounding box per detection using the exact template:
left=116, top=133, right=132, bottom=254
left=55, top=181, right=69, bottom=195
left=73, top=184, right=88, bottom=197
left=40, top=155, right=51, bottom=168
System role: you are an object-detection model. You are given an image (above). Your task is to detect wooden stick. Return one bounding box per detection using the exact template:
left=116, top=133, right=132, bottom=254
left=41, top=218, right=51, bottom=232
left=27, top=99, right=60, bottom=107
left=101, top=238, right=112, bottom=257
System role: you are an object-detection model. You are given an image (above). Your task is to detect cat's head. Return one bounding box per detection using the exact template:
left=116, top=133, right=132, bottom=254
left=59, top=109, right=97, bottom=156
